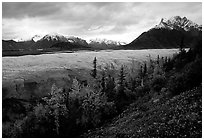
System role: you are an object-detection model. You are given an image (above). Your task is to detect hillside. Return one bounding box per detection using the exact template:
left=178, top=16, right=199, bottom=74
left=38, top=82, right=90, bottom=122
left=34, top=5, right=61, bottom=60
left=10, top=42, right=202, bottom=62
left=83, top=86, right=202, bottom=138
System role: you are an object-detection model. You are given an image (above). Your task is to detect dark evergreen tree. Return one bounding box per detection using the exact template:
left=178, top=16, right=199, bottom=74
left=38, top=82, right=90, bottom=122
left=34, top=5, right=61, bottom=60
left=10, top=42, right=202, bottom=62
left=91, top=57, right=97, bottom=78
left=148, top=58, right=154, bottom=75
left=168, top=57, right=171, bottom=63
left=164, top=56, right=168, bottom=65
left=161, top=56, right=164, bottom=66
left=101, top=71, right=105, bottom=94
left=143, top=62, right=147, bottom=76
left=130, top=77, right=136, bottom=92
left=118, top=65, right=125, bottom=97
left=139, top=65, right=144, bottom=86
left=116, top=65, right=129, bottom=112
left=157, top=55, right=160, bottom=65
left=105, top=75, right=115, bottom=101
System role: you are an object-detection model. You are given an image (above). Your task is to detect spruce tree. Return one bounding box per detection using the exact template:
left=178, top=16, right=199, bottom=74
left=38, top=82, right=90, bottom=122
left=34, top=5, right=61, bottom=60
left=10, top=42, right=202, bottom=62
left=143, top=62, right=147, bottom=76
left=157, top=55, right=160, bottom=65
left=118, top=65, right=125, bottom=98
left=91, top=57, right=97, bottom=78
left=139, top=65, right=144, bottom=86
left=106, top=75, right=115, bottom=101
left=164, top=56, right=168, bottom=65
left=101, top=71, right=105, bottom=94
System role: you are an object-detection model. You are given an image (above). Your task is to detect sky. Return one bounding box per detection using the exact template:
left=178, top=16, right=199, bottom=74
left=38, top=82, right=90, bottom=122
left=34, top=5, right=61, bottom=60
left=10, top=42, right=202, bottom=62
left=2, top=2, right=202, bottom=43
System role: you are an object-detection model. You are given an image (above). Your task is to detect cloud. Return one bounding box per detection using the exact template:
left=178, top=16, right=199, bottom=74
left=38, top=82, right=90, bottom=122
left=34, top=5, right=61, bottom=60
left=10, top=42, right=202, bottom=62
left=2, top=2, right=202, bottom=43
left=2, top=2, right=63, bottom=18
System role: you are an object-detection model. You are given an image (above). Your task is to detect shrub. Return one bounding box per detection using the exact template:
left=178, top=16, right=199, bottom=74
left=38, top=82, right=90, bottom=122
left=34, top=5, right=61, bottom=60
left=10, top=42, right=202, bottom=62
left=151, top=75, right=166, bottom=92
left=8, top=84, right=70, bottom=137
left=81, top=90, right=117, bottom=128
left=42, top=84, right=68, bottom=135
left=135, top=85, right=150, bottom=98
left=168, top=73, right=186, bottom=96
left=184, top=58, right=202, bottom=89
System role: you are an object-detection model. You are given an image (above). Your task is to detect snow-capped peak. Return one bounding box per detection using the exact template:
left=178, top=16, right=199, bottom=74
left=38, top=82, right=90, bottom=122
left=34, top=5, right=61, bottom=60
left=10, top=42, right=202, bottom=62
left=155, top=18, right=174, bottom=30
left=41, top=33, right=68, bottom=42
left=32, top=35, right=43, bottom=42
left=154, top=16, right=202, bottom=31
left=89, top=38, right=126, bottom=45
left=13, top=38, right=25, bottom=42
left=13, top=37, right=32, bottom=42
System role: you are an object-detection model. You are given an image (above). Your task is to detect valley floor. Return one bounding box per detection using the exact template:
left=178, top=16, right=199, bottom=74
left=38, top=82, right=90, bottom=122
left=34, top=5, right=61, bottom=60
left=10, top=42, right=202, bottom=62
left=3, top=49, right=179, bottom=99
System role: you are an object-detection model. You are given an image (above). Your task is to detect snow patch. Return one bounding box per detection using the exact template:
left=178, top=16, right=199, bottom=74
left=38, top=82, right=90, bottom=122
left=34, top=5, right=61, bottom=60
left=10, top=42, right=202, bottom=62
left=154, top=16, right=202, bottom=31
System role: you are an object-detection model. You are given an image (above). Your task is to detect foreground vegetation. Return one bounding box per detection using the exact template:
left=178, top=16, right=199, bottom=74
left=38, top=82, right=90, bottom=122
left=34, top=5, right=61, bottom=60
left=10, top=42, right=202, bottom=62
left=2, top=40, right=202, bottom=138
left=83, top=86, right=202, bottom=137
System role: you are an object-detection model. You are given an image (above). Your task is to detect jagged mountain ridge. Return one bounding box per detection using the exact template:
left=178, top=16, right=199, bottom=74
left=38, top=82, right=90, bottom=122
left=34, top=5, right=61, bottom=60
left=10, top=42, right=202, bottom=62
left=154, top=16, right=202, bottom=31
left=33, top=33, right=89, bottom=49
left=3, top=33, right=89, bottom=51
left=124, top=16, right=202, bottom=49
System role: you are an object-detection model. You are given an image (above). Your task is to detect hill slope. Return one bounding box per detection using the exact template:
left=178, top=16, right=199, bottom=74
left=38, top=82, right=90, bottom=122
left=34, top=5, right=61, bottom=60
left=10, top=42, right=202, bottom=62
left=83, top=86, right=202, bottom=138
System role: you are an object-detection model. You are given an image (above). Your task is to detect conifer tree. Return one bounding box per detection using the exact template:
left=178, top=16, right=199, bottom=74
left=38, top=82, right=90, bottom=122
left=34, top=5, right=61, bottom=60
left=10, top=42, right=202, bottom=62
left=101, top=71, right=105, bottom=94
left=91, top=57, right=97, bottom=78
left=106, top=75, right=115, bottom=101
left=143, top=62, right=147, bottom=76
left=157, top=55, right=160, bottom=65
left=164, top=56, right=168, bottom=65
left=118, top=65, right=125, bottom=98
left=139, top=65, right=144, bottom=86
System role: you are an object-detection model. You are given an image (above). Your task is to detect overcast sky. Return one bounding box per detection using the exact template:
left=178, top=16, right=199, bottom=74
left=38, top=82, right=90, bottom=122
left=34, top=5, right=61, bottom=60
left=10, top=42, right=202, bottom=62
left=2, top=2, right=202, bottom=43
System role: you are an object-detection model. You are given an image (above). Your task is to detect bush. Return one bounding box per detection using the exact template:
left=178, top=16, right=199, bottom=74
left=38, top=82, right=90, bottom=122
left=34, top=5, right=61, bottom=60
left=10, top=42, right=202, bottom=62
left=135, top=85, right=150, bottom=98
left=151, top=75, right=166, bottom=92
left=81, top=90, right=117, bottom=128
left=3, top=122, right=21, bottom=138
left=168, top=73, right=186, bottom=96
left=4, top=84, right=69, bottom=137
left=42, top=84, right=69, bottom=135
left=168, top=56, right=201, bottom=96
left=184, top=58, right=202, bottom=89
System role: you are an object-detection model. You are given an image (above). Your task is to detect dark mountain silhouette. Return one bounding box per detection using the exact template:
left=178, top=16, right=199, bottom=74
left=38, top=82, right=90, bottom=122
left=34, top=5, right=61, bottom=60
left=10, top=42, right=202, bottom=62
left=124, top=16, right=202, bottom=49
left=3, top=40, right=35, bottom=51
left=50, top=42, right=90, bottom=50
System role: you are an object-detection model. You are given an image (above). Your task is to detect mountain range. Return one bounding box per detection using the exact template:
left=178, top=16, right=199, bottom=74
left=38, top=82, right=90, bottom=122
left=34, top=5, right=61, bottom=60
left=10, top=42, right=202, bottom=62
left=2, top=16, right=202, bottom=56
